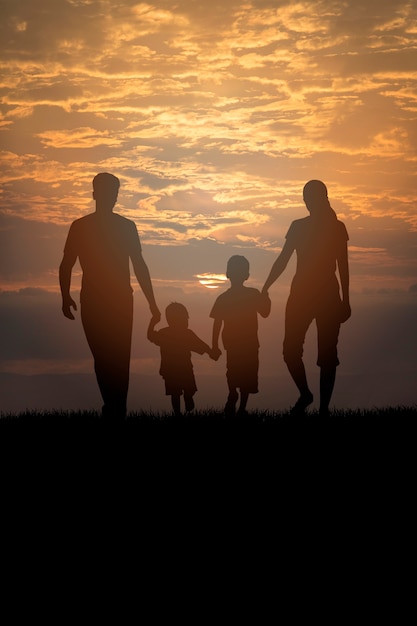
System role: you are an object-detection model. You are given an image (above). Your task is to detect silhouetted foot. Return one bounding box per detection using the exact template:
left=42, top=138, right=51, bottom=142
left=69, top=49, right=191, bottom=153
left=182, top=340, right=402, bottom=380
left=236, top=408, right=248, bottom=417
left=319, top=406, right=330, bottom=417
left=101, top=404, right=127, bottom=420
left=224, top=390, right=238, bottom=417
left=185, top=396, right=195, bottom=412
left=224, top=400, right=236, bottom=417
left=290, top=392, right=314, bottom=415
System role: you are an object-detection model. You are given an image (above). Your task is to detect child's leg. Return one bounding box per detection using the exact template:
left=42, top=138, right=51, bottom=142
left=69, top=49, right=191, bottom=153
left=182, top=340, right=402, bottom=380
left=237, top=390, right=249, bottom=415
left=225, top=351, right=239, bottom=416
left=184, top=393, right=195, bottom=413
left=319, top=366, right=336, bottom=415
left=171, top=394, right=181, bottom=416
left=225, top=386, right=238, bottom=416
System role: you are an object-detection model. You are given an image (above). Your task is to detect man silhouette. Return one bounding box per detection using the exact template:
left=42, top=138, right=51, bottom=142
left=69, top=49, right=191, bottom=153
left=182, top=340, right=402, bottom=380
left=262, top=180, right=351, bottom=416
left=59, top=172, right=160, bottom=419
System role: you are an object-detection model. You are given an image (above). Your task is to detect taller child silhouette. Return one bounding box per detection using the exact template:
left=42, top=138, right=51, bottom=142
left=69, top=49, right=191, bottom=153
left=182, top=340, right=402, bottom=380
left=59, top=172, right=160, bottom=418
left=262, top=180, right=351, bottom=416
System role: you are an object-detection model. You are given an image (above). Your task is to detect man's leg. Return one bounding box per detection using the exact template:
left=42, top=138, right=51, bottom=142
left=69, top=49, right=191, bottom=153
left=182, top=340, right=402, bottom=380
left=81, top=293, right=133, bottom=418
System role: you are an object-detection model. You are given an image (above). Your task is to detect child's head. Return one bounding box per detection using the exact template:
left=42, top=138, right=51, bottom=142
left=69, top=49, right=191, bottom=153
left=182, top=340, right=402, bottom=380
left=165, top=302, right=189, bottom=329
left=226, top=255, right=250, bottom=284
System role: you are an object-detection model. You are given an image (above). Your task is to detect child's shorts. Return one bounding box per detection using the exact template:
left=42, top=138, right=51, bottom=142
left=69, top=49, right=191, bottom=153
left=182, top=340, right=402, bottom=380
left=226, top=347, right=259, bottom=393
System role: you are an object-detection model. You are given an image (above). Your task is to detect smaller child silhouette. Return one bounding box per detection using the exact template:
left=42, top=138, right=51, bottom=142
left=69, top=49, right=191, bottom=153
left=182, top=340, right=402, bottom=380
left=148, top=302, right=216, bottom=416
left=210, top=255, right=271, bottom=416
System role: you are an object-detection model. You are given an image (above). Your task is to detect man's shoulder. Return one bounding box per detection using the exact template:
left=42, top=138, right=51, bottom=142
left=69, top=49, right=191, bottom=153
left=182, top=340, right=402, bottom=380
left=66, top=213, right=94, bottom=237
left=108, top=213, right=137, bottom=233
left=113, top=212, right=135, bottom=224
left=290, top=216, right=310, bottom=229
left=70, top=213, right=94, bottom=226
left=73, top=212, right=135, bottom=226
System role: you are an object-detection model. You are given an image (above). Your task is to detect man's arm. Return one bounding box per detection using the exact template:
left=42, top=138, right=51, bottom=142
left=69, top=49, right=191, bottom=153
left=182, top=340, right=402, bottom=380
left=337, top=240, right=351, bottom=322
left=131, top=250, right=161, bottom=322
left=147, top=315, right=160, bottom=344
left=262, top=240, right=294, bottom=294
left=59, top=248, right=78, bottom=320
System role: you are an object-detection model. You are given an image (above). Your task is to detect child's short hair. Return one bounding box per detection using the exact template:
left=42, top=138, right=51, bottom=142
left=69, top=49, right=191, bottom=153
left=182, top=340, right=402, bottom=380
left=165, top=302, right=189, bottom=327
left=226, top=255, right=250, bottom=280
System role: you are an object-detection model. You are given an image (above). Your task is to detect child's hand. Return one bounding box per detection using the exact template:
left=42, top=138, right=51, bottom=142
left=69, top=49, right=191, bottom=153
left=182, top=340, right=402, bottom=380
left=210, top=347, right=222, bottom=361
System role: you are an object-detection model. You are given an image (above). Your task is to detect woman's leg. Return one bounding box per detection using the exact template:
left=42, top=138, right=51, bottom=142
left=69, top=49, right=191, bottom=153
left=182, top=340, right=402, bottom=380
left=283, top=298, right=314, bottom=411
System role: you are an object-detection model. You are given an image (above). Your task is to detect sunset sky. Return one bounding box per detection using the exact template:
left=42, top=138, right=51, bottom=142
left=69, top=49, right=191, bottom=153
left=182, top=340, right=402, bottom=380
left=1, top=0, right=416, bottom=412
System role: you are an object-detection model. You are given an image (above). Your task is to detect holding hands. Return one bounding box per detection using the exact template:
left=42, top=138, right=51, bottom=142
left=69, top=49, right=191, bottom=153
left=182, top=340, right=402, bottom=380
left=209, top=346, right=222, bottom=361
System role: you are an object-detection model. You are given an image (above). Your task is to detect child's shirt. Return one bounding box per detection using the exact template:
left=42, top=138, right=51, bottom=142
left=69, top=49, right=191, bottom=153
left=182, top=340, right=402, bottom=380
left=210, top=286, right=271, bottom=351
left=148, top=326, right=209, bottom=378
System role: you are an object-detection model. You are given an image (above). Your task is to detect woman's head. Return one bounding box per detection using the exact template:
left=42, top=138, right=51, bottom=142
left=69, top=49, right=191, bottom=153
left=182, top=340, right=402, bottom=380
left=303, top=180, right=333, bottom=218
left=303, top=180, right=329, bottom=211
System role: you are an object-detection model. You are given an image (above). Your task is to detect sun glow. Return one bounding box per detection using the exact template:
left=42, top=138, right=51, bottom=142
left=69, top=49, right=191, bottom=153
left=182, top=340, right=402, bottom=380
left=196, top=273, right=228, bottom=289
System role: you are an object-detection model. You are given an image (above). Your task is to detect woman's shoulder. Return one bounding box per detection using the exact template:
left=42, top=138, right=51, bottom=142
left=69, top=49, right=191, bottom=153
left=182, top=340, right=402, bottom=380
left=335, top=219, right=349, bottom=239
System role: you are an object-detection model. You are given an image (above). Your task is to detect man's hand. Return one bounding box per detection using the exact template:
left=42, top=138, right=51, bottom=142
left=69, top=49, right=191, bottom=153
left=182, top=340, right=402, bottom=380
left=62, top=297, right=77, bottom=320
left=150, top=304, right=161, bottom=324
left=340, top=302, right=351, bottom=323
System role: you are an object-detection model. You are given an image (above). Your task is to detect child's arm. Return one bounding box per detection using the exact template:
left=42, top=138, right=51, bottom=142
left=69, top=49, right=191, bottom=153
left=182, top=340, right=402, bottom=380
left=211, top=318, right=222, bottom=360
left=188, top=331, right=220, bottom=361
left=201, top=341, right=220, bottom=361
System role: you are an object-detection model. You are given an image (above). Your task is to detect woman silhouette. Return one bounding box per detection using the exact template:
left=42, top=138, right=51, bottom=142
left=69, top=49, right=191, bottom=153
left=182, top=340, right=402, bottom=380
left=262, top=180, right=351, bottom=416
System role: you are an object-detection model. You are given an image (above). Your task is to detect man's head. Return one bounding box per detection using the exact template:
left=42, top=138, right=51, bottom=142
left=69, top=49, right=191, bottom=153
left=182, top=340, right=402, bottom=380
left=226, top=255, right=250, bottom=284
left=92, top=172, right=120, bottom=212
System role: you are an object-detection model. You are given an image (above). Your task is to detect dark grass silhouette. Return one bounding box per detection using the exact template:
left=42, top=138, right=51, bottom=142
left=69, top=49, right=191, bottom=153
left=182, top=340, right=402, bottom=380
left=1, top=405, right=416, bottom=427
left=1, top=406, right=414, bottom=481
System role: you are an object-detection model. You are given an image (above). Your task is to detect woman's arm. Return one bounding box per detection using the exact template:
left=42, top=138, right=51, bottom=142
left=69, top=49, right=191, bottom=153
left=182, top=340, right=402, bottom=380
left=337, top=241, right=351, bottom=322
left=262, top=240, right=295, bottom=294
